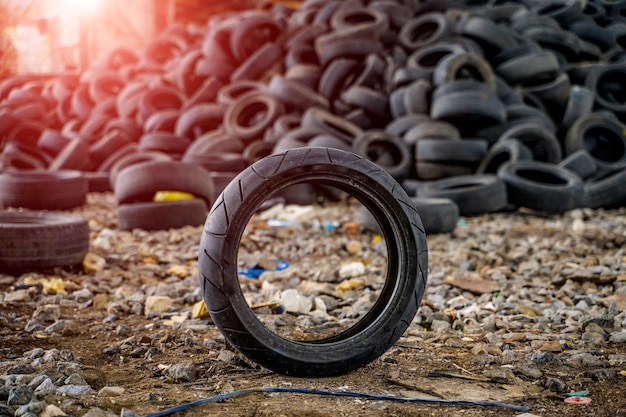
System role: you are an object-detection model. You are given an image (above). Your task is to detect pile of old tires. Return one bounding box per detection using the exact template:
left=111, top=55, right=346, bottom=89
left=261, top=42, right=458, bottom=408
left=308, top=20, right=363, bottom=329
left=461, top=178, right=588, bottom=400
left=1, top=0, right=626, bottom=235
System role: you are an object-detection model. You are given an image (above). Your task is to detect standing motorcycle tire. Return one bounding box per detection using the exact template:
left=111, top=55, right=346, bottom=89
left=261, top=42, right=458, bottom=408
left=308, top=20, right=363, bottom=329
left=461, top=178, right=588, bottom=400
left=198, top=147, right=428, bottom=377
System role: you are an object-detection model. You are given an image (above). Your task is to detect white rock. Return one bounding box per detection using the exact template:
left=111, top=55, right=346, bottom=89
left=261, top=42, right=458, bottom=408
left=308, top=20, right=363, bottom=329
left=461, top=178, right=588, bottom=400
left=97, top=386, right=126, bottom=397
left=279, top=289, right=312, bottom=314
left=339, top=261, right=365, bottom=279
left=144, top=296, right=173, bottom=316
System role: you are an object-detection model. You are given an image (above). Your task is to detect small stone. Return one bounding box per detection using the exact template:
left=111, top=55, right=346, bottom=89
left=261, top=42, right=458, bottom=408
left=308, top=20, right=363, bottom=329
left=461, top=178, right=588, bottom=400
left=40, top=404, right=66, bottom=417
left=431, top=319, right=451, bottom=333
left=144, top=296, right=173, bottom=316
left=540, top=340, right=562, bottom=352
left=545, top=377, right=567, bottom=393
left=15, top=400, right=46, bottom=417
left=83, top=253, right=106, bottom=273
left=7, top=385, right=34, bottom=406
left=4, top=289, right=33, bottom=303
left=45, top=320, right=73, bottom=334
left=217, top=350, right=239, bottom=365
left=525, top=351, right=556, bottom=365
left=120, top=409, right=140, bottom=417
left=444, top=278, right=500, bottom=294
left=32, top=305, right=61, bottom=323
left=166, top=362, right=196, bottom=382
left=56, top=385, right=93, bottom=395
left=513, top=364, right=543, bottom=380
left=92, top=293, right=110, bottom=310
left=345, top=240, right=361, bottom=255
left=33, top=378, right=56, bottom=396
left=64, top=374, right=88, bottom=386
left=70, top=288, right=93, bottom=304
left=338, top=261, right=365, bottom=278
left=279, top=289, right=312, bottom=314
left=7, top=364, right=35, bottom=375
left=586, top=368, right=618, bottom=381
left=82, top=407, right=116, bottom=417
left=483, top=368, right=516, bottom=384
left=609, top=330, right=626, bottom=343
left=97, top=386, right=125, bottom=397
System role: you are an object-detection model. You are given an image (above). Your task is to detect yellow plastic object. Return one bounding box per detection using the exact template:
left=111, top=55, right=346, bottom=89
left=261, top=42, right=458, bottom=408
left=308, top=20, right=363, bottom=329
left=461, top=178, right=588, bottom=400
left=153, top=191, right=195, bottom=202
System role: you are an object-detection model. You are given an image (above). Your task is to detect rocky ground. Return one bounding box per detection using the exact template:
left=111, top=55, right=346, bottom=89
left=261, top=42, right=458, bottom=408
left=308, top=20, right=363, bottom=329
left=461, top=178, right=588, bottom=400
left=1, top=191, right=626, bottom=417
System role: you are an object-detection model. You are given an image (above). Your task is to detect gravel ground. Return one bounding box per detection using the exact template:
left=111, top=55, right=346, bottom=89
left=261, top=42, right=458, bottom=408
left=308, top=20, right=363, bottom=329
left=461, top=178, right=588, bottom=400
left=1, top=191, right=626, bottom=417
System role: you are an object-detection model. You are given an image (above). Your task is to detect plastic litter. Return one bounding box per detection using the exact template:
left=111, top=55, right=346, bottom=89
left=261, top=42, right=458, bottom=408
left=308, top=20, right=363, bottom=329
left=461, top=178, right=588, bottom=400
left=238, top=259, right=289, bottom=279
left=275, top=288, right=312, bottom=314
left=153, top=191, right=195, bottom=202
left=564, top=396, right=592, bottom=405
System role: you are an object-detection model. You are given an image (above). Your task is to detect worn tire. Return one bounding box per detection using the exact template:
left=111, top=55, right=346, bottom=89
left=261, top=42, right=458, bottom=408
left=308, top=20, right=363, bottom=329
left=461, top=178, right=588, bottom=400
left=497, top=160, right=584, bottom=213
left=417, top=174, right=508, bottom=215
left=0, top=211, right=89, bottom=272
left=0, top=170, right=87, bottom=210
left=118, top=199, right=208, bottom=231
left=114, top=161, right=214, bottom=206
left=199, top=146, right=428, bottom=377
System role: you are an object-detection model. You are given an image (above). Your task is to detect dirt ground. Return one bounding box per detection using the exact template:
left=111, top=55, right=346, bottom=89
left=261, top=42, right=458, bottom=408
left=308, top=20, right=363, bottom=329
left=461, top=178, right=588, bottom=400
left=1, top=193, right=626, bottom=417
left=2, top=278, right=626, bottom=417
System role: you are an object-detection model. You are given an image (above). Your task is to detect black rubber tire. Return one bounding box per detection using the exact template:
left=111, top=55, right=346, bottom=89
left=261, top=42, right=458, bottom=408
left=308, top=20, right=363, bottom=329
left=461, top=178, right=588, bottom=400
left=585, top=64, right=626, bottom=119
left=300, top=107, right=363, bottom=145
left=415, top=161, right=475, bottom=182
left=417, top=174, right=508, bottom=215
left=340, top=85, right=389, bottom=117
left=144, top=109, right=181, bottom=133
left=385, top=114, right=430, bottom=138
left=560, top=85, right=595, bottom=132
left=564, top=112, right=626, bottom=175
left=138, top=132, right=192, bottom=156
left=416, top=138, right=488, bottom=163
left=308, top=133, right=353, bottom=152
left=114, top=161, right=215, bottom=206
left=229, top=12, right=282, bottom=62
left=118, top=199, right=208, bottom=231
left=0, top=170, right=87, bottom=210
left=183, top=152, right=249, bottom=173
left=497, top=160, right=584, bottom=213
left=174, top=103, right=224, bottom=141
left=430, top=88, right=506, bottom=126
left=37, top=129, right=70, bottom=157
left=432, top=52, right=495, bottom=88
left=231, top=42, right=283, bottom=82
left=224, top=91, right=285, bottom=142
left=351, top=130, right=412, bottom=181
left=216, top=80, right=265, bottom=107
left=89, top=130, right=134, bottom=167
left=455, top=15, right=518, bottom=57
left=398, top=12, right=452, bottom=51
left=495, top=49, right=560, bottom=85
left=108, top=151, right=172, bottom=189
left=403, top=79, right=431, bottom=115
left=361, top=196, right=459, bottom=235
left=402, top=120, right=461, bottom=146
left=268, top=75, right=329, bottom=112
left=498, top=122, right=562, bottom=163
left=476, top=139, right=533, bottom=174
left=582, top=168, right=626, bottom=209
left=318, top=58, right=360, bottom=100
left=0, top=211, right=89, bottom=273
left=558, top=149, right=598, bottom=180
left=199, top=146, right=428, bottom=377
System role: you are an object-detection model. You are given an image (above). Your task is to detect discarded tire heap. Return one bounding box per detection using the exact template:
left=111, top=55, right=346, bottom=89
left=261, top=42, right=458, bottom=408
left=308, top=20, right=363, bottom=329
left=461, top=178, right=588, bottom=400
left=1, top=0, right=626, bottom=234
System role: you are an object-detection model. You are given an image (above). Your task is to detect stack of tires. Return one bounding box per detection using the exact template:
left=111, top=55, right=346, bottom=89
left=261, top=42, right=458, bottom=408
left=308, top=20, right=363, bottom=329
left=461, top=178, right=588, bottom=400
left=0, top=0, right=625, bottom=236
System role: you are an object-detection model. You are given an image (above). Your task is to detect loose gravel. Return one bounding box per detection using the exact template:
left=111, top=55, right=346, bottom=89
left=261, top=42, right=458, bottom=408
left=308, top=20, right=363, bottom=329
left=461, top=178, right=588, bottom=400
left=0, top=192, right=625, bottom=416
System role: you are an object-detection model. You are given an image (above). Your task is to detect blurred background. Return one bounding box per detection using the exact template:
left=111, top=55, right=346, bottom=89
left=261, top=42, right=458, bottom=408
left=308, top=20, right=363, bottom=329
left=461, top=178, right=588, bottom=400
left=0, top=0, right=262, bottom=76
